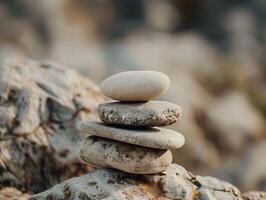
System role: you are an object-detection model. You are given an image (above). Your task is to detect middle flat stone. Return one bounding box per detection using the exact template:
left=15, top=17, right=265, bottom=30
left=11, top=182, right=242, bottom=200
left=98, top=100, right=182, bottom=127
left=79, top=121, right=185, bottom=149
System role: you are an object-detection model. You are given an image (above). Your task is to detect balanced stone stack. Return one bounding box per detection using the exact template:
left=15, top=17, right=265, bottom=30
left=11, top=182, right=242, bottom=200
left=79, top=71, right=185, bottom=174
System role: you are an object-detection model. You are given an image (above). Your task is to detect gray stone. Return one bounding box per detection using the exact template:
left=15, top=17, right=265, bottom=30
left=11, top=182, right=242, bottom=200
left=31, top=163, right=248, bottom=200
left=98, top=100, right=182, bottom=127
left=79, top=136, right=172, bottom=174
left=100, top=71, right=170, bottom=101
left=199, top=189, right=217, bottom=200
left=79, top=121, right=185, bottom=149
left=195, top=175, right=242, bottom=200
left=0, top=58, right=104, bottom=193
left=144, top=164, right=198, bottom=199
left=242, top=192, right=266, bottom=200
left=31, top=168, right=159, bottom=200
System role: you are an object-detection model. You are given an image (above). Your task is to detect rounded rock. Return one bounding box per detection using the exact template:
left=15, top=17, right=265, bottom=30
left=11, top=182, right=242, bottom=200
left=100, top=71, right=170, bottom=102
left=98, top=100, right=182, bottom=127
left=80, top=136, right=172, bottom=174
left=79, top=121, right=185, bottom=150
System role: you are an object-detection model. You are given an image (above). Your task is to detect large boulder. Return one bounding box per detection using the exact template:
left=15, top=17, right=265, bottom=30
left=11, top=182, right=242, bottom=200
left=31, top=163, right=249, bottom=200
left=0, top=58, right=104, bottom=193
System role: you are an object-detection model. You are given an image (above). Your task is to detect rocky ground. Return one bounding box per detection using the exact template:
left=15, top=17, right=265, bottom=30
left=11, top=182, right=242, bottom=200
left=0, top=0, right=266, bottom=194
left=0, top=58, right=265, bottom=200
left=30, top=164, right=266, bottom=200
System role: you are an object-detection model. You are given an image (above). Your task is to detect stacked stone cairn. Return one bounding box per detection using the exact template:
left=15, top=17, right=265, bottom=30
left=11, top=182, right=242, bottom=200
left=79, top=71, right=185, bottom=174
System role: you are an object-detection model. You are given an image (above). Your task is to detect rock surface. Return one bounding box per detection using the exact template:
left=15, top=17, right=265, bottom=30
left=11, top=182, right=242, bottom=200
left=242, top=191, right=266, bottom=200
left=0, top=58, right=104, bottom=193
left=100, top=71, right=170, bottom=101
left=80, top=136, right=172, bottom=174
left=0, top=59, right=264, bottom=199
left=30, top=163, right=255, bottom=200
left=0, top=187, right=30, bottom=200
left=98, top=100, right=182, bottom=127
left=79, top=121, right=185, bottom=149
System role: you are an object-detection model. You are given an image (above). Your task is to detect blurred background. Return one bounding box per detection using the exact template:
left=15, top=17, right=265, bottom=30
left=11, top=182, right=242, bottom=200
left=0, top=0, right=266, bottom=192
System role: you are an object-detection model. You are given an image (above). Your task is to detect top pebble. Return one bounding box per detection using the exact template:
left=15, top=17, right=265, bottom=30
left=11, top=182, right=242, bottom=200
left=100, top=71, right=170, bottom=102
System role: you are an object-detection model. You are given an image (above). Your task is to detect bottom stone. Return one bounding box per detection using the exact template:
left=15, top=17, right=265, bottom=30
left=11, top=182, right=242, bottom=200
left=79, top=136, right=172, bottom=174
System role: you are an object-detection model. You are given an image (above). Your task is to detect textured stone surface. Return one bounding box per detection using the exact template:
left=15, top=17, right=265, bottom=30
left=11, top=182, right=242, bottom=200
left=0, top=58, right=104, bottom=193
left=79, top=121, right=185, bottom=149
left=242, top=192, right=266, bottom=200
left=145, top=164, right=198, bottom=199
left=195, top=175, right=242, bottom=200
left=0, top=187, right=30, bottom=200
left=0, top=58, right=264, bottom=199
left=98, top=100, right=182, bottom=127
left=100, top=71, right=170, bottom=101
left=80, top=136, right=172, bottom=174
left=31, top=163, right=247, bottom=200
left=31, top=168, right=161, bottom=200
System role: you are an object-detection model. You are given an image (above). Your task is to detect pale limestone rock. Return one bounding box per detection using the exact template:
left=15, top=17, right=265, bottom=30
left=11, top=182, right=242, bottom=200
left=98, top=100, right=182, bottom=127
left=79, top=136, right=172, bottom=174
left=0, top=58, right=104, bottom=193
left=79, top=121, right=185, bottom=150
left=242, top=191, right=266, bottom=200
left=31, top=168, right=161, bottom=200
left=100, top=71, right=169, bottom=102
left=31, top=164, right=246, bottom=200
left=145, top=164, right=198, bottom=199
left=195, top=175, right=242, bottom=200
left=199, top=189, right=217, bottom=200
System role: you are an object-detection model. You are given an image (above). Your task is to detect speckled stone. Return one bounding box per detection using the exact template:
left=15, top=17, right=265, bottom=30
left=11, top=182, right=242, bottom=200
left=98, top=100, right=182, bottom=127
left=79, top=136, right=172, bottom=174
left=100, top=71, right=169, bottom=102
left=31, top=163, right=244, bottom=200
left=79, top=121, right=185, bottom=150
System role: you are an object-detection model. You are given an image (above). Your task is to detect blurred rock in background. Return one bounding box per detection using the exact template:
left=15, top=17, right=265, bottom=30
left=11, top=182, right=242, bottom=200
left=0, top=0, right=265, bottom=193
left=0, top=59, right=104, bottom=193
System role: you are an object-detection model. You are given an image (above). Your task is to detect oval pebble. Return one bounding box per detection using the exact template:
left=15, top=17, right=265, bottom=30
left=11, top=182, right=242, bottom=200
left=100, top=71, right=169, bottom=102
